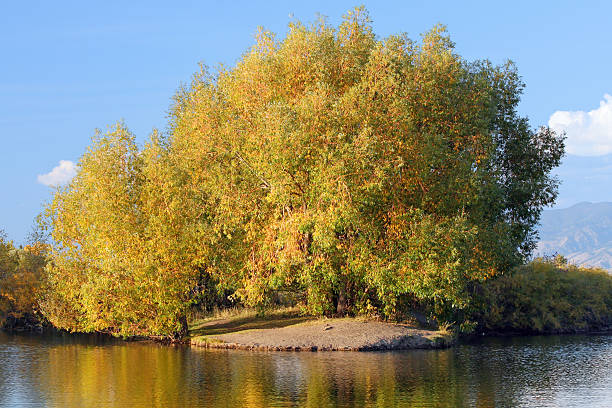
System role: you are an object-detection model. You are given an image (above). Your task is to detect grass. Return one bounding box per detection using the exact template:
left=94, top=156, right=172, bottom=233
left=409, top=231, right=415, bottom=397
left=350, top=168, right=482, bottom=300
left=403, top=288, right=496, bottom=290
left=187, top=306, right=315, bottom=340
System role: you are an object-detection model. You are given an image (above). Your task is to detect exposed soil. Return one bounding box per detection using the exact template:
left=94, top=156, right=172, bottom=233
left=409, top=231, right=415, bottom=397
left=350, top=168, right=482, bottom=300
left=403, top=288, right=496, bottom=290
left=190, top=318, right=454, bottom=351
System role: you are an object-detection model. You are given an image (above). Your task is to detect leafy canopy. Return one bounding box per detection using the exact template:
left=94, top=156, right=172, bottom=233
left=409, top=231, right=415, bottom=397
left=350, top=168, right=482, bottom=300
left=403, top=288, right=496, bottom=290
left=43, top=7, right=564, bottom=337
left=166, top=7, right=563, bottom=317
left=0, top=230, right=48, bottom=327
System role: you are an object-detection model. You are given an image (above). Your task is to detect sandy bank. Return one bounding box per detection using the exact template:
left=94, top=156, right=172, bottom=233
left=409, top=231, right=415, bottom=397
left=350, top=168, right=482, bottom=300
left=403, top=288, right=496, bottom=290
left=190, top=318, right=454, bottom=351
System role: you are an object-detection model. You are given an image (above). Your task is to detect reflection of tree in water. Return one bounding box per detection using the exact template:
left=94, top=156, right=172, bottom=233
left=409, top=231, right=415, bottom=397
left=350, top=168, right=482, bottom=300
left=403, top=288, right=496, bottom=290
left=41, top=342, right=195, bottom=407
left=3, top=333, right=610, bottom=407
left=288, top=350, right=477, bottom=407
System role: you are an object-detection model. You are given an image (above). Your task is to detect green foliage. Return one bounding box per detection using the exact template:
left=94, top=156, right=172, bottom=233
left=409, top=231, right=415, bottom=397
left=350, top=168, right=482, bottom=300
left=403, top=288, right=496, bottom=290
left=472, top=259, right=612, bottom=333
left=42, top=7, right=564, bottom=337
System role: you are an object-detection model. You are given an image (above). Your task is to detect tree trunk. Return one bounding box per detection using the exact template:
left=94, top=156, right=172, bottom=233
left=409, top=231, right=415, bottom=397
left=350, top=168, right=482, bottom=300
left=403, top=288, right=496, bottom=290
left=336, top=283, right=347, bottom=316
left=172, top=314, right=189, bottom=341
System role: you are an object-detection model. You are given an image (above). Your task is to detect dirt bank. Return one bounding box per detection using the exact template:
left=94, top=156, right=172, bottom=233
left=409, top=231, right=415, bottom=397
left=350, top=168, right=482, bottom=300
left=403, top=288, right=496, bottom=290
left=190, top=318, right=454, bottom=351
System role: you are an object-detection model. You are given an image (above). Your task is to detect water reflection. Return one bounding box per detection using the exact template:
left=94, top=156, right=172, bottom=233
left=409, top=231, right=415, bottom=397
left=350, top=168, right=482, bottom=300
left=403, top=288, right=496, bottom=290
left=0, top=331, right=611, bottom=407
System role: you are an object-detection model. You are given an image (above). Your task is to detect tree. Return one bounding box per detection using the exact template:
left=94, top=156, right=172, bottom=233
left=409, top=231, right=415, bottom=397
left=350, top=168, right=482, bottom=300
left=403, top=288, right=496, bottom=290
left=0, top=229, right=48, bottom=329
left=166, top=8, right=564, bottom=319
left=43, top=124, right=196, bottom=337
left=43, top=7, right=564, bottom=336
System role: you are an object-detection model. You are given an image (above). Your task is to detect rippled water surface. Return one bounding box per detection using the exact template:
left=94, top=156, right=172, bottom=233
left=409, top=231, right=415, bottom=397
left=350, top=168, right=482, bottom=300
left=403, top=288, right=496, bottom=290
left=0, top=331, right=611, bottom=407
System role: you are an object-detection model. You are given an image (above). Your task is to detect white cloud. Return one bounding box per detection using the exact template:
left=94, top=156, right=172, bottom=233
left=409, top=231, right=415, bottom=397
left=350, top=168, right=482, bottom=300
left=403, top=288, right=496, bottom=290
left=549, top=94, right=612, bottom=156
left=37, top=160, right=77, bottom=187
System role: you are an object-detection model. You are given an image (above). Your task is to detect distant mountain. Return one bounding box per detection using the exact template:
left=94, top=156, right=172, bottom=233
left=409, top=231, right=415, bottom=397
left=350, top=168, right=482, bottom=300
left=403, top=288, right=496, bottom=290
left=536, top=202, right=612, bottom=270
left=552, top=154, right=612, bottom=208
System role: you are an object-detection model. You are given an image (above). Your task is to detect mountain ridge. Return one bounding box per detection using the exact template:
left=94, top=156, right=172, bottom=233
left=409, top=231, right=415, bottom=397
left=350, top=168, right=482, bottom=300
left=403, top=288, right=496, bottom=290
left=536, top=201, right=612, bottom=270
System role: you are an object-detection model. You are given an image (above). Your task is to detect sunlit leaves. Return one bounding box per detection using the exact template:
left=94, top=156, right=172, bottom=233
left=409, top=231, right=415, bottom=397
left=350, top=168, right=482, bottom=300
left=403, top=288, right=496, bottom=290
left=165, top=7, right=562, bottom=318
left=0, top=234, right=48, bottom=327
left=43, top=7, right=564, bottom=333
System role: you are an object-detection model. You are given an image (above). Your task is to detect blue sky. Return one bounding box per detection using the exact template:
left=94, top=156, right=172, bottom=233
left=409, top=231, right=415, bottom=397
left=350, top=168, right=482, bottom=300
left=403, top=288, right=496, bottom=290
left=1, top=0, right=611, bottom=243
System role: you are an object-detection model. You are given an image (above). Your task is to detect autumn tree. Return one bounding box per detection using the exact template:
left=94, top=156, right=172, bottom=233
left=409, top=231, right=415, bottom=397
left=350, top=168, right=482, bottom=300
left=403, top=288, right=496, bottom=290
left=43, top=7, right=563, bottom=337
left=42, top=125, right=200, bottom=338
left=166, top=8, right=563, bottom=320
left=0, top=230, right=48, bottom=329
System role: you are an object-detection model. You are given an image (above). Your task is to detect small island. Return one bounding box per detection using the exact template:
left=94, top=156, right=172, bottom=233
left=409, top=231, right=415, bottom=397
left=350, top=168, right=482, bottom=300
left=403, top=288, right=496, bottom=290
left=189, top=311, right=454, bottom=351
left=3, top=4, right=612, bottom=408
left=1, top=7, right=611, bottom=347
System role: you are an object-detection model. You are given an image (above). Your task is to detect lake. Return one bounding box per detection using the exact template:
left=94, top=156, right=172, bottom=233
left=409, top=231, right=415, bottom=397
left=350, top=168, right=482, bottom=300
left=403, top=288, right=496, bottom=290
left=0, top=331, right=610, bottom=407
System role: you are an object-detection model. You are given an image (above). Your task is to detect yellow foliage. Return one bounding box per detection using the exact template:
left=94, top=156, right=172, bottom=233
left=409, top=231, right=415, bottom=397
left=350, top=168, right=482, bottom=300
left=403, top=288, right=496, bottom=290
left=0, top=237, right=48, bottom=325
left=40, top=7, right=564, bottom=333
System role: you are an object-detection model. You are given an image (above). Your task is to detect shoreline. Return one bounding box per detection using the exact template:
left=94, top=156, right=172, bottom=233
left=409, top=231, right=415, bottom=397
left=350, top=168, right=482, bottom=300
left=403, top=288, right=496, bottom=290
left=3, top=313, right=611, bottom=350
left=189, top=318, right=455, bottom=351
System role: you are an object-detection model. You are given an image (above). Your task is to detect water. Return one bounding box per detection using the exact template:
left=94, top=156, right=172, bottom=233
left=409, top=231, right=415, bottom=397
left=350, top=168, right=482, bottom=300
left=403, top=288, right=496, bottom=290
left=0, top=331, right=611, bottom=407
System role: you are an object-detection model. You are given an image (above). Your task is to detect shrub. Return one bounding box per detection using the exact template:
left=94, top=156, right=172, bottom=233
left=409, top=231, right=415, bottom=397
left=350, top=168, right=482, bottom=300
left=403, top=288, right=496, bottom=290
left=472, top=258, right=612, bottom=333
